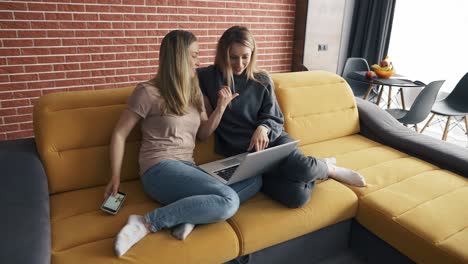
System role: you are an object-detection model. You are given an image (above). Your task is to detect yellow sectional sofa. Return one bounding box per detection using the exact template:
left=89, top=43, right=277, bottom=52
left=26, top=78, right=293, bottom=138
left=29, top=71, right=468, bottom=264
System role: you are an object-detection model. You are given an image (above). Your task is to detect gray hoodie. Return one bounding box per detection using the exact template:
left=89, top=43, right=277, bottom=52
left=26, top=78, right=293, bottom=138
left=197, top=65, right=286, bottom=156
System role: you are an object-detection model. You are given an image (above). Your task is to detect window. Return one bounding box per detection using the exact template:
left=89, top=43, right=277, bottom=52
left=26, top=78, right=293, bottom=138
left=388, top=0, right=468, bottom=93
left=388, top=0, right=468, bottom=145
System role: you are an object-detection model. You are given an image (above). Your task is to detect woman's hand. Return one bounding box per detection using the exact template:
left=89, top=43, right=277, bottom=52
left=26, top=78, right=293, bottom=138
left=216, top=86, right=239, bottom=111
left=248, top=126, right=269, bottom=152
left=104, top=176, right=120, bottom=199
left=197, top=89, right=238, bottom=141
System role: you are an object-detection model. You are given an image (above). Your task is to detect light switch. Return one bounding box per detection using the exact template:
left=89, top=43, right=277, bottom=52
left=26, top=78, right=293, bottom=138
left=317, top=44, right=328, bottom=51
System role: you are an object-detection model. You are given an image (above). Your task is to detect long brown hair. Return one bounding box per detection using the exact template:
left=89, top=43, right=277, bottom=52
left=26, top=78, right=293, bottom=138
left=151, top=30, right=203, bottom=115
left=214, top=26, right=264, bottom=88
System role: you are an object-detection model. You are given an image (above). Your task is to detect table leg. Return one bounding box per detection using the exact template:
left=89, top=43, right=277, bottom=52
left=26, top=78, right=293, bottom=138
left=464, top=115, right=468, bottom=137
left=442, top=116, right=451, bottom=141
left=387, top=87, right=393, bottom=109
left=376, top=85, right=384, bottom=106
left=414, top=124, right=419, bottom=132
left=400, top=88, right=406, bottom=110
left=421, top=113, right=435, bottom=133
left=363, top=83, right=373, bottom=100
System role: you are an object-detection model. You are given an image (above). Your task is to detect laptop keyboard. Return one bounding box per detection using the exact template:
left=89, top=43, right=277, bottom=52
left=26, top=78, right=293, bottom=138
left=213, top=165, right=239, bottom=181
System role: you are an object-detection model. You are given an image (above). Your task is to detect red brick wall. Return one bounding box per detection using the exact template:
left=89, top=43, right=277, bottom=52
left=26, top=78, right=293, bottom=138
left=0, top=0, right=295, bottom=140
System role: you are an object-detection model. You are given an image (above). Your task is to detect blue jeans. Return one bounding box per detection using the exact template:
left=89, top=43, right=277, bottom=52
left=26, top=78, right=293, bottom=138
left=141, top=159, right=262, bottom=232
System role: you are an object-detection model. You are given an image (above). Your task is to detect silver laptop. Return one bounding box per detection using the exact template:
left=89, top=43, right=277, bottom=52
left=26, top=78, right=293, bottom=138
left=199, top=140, right=299, bottom=185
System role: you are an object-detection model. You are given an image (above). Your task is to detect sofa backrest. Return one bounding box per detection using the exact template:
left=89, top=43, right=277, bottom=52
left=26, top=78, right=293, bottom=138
left=34, top=70, right=359, bottom=194
left=271, top=71, right=359, bottom=146
left=33, top=87, right=222, bottom=194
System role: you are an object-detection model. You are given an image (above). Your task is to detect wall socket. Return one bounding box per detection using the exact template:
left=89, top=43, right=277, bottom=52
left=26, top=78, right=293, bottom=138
left=318, top=44, right=328, bottom=51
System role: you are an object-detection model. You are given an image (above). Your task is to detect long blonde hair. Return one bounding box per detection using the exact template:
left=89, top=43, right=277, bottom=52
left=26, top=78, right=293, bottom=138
left=151, top=30, right=203, bottom=115
left=214, top=26, right=264, bottom=88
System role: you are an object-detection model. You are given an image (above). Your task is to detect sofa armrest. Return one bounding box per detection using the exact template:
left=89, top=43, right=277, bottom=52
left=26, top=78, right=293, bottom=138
left=356, top=98, right=468, bottom=177
left=0, top=139, right=51, bottom=264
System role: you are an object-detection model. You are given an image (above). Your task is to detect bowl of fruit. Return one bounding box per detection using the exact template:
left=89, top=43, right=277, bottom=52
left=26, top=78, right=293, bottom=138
left=371, top=57, right=395, bottom=78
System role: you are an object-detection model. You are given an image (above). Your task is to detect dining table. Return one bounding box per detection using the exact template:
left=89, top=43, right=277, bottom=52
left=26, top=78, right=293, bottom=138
left=347, top=71, right=425, bottom=109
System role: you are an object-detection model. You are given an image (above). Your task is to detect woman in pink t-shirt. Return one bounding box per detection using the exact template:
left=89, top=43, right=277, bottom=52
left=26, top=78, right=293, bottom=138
left=103, top=30, right=262, bottom=257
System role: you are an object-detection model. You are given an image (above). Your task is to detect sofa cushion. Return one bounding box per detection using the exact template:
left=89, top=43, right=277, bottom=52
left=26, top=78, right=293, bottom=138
left=49, top=180, right=239, bottom=264
left=271, top=71, right=359, bottom=145
left=228, top=180, right=358, bottom=255
left=358, top=173, right=468, bottom=264
left=304, top=134, right=468, bottom=264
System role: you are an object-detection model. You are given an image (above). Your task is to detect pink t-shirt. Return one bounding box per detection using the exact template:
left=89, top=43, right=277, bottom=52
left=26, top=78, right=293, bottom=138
left=127, top=82, right=204, bottom=176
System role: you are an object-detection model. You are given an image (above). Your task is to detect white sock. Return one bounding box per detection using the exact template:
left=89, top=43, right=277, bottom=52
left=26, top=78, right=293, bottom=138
left=316, top=157, right=337, bottom=180
left=172, top=223, right=195, bottom=240
left=127, top=214, right=142, bottom=225
left=329, top=165, right=367, bottom=187
left=115, top=215, right=149, bottom=257
left=323, top=157, right=336, bottom=166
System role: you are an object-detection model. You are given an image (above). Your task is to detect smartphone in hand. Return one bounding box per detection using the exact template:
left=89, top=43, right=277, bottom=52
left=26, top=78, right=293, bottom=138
left=101, top=191, right=126, bottom=215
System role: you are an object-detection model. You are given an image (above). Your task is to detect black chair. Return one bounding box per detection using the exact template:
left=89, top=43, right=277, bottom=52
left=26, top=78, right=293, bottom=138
left=421, top=73, right=468, bottom=141
left=386, top=80, right=445, bottom=132
left=342, top=57, right=378, bottom=100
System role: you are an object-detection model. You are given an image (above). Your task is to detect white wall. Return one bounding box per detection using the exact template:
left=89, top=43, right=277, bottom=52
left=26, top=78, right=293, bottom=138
left=303, top=0, right=355, bottom=74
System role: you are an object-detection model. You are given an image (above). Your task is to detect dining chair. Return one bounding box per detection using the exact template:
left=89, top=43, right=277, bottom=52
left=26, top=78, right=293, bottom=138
left=421, top=72, right=468, bottom=141
left=342, top=57, right=378, bottom=100
left=386, top=80, right=445, bottom=132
